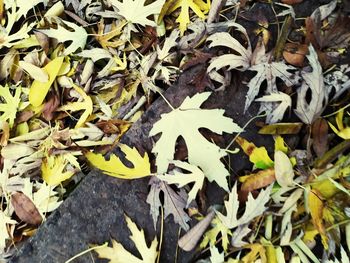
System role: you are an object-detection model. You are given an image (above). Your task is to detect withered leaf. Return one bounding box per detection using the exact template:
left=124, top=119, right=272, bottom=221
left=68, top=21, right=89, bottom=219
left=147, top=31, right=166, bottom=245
left=312, top=118, right=329, bottom=158
left=11, top=192, right=42, bottom=225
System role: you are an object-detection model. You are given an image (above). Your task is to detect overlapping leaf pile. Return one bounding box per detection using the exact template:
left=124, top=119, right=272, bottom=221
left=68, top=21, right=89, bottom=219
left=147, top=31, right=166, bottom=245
left=1, top=0, right=350, bottom=262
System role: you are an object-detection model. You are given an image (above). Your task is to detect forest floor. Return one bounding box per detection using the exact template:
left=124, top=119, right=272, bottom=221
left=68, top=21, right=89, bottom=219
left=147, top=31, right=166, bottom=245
left=1, top=0, right=350, bottom=262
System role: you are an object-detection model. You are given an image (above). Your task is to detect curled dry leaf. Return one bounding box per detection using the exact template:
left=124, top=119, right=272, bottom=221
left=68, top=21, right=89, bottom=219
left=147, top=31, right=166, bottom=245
left=11, top=192, right=42, bottom=225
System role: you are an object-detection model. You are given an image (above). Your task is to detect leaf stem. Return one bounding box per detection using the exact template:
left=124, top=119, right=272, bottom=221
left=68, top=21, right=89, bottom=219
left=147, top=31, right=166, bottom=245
left=65, top=242, right=108, bottom=263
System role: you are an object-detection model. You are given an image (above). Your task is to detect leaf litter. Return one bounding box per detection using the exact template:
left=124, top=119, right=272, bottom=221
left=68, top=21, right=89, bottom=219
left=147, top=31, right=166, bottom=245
left=0, top=0, right=350, bottom=262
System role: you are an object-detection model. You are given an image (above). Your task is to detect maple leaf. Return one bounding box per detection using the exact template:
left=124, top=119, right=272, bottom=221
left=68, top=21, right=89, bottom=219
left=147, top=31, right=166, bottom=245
left=95, top=214, right=158, bottom=263
left=207, top=25, right=252, bottom=73
left=216, top=183, right=271, bottom=229
left=201, top=216, right=231, bottom=251
left=85, top=144, right=150, bottom=179
left=109, top=0, right=165, bottom=27
left=41, top=155, right=76, bottom=186
left=255, top=92, right=292, bottom=123
left=0, top=85, right=21, bottom=128
left=15, top=0, right=48, bottom=19
left=164, top=0, right=210, bottom=35
left=39, top=17, right=88, bottom=55
left=146, top=177, right=190, bottom=230
left=245, top=40, right=300, bottom=112
left=0, top=4, right=34, bottom=49
left=157, top=161, right=205, bottom=207
left=57, top=82, right=93, bottom=128
left=29, top=56, right=64, bottom=107
left=149, top=92, right=243, bottom=191
left=295, top=45, right=327, bottom=124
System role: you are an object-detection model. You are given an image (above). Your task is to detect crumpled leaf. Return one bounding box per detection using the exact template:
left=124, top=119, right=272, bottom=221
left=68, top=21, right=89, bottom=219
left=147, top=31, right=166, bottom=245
left=94, top=214, right=158, bottom=263
left=85, top=144, right=150, bottom=179
left=57, top=82, right=93, bottom=128
left=39, top=17, right=88, bottom=55
left=216, top=183, right=271, bottom=229
left=157, top=161, right=204, bottom=207
left=295, top=45, right=326, bottom=124
left=109, top=0, right=165, bottom=27
left=28, top=57, right=64, bottom=107
left=150, top=92, right=243, bottom=191
left=0, top=85, right=21, bottom=128
left=146, top=177, right=190, bottom=231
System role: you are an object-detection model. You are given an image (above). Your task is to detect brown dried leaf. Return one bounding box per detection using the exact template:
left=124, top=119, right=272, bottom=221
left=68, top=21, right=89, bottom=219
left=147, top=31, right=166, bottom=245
left=240, top=168, right=275, bottom=201
left=312, top=118, right=328, bottom=158
left=11, top=192, right=42, bottom=225
left=283, top=43, right=308, bottom=67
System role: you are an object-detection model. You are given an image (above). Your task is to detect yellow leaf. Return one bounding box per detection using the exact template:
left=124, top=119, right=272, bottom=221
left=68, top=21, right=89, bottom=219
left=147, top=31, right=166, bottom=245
left=200, top=216, right=231, bottom=251
left=274, top=136, right=288, bottom=153
left=0, top=85, right=21, bottom=128
left=41, top=155, right=75, bottom=186
left=29, top=57, right=64, bottom=107
left=328, top=109, right=350, bottom=139
left=242, top=243, right=267, bottom=263
left=236, top=136, right=274, bottom=169
left=94, top=215, right=158, bottom=263
left=163, top=0, right=210, bottom=35
left=308, top=189, right=328, bottom=249
left=57, top=83, right=93, bottom=128
left=85, top=144, right=150, bottom=179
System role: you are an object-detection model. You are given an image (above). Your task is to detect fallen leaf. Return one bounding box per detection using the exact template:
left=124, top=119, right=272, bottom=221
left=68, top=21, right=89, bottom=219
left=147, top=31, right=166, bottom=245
left=283, top=43, right=308, bottom=67
left=308, top=189, right=328, bottom=248
left=18, top=61, right=48, bottom=82
left=0, top=85, right=21, bottom=128
left=57, top=82, right=93, bottom=128
left=11, top=192, right=42, bottom=225
left=85, top=144, right=150, bottom=179
left=146, top=177, right=190, bottom=231
left=28, top=57, right=64, bottom=107
left=236, top=136, right=274, bottom=169
left=328, top=109, right=350, bottom=140
left=295, top=45, right=327, bottom=124
left=40, top=18, right=88, bottom=55
left=109, top=0, right=165, bottom=27
left=150, top=92, right=242, bottom=191
left=281, top=0, right=303, bottom=5
left=258, top=122, right=303, bottom=135
left=274, top=151, right=294, bottom=188
left=157, top=161, right=205, bottom=207
left=178, top=210, right=215, bottom=251
left=163, top=0, right=210, bottom=34
left=241, top=168, right=275, bottom=197
left=94, top=214, right=158, bottom=263
left=256, top=92, right=291, bottom=123
left=0, top=210, right=17, bottom=250
left=216, top=183, right=271, bottom=229
left=41, top=155, right=75, bottom=186
left=312, top=118, right=329, bottom=157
